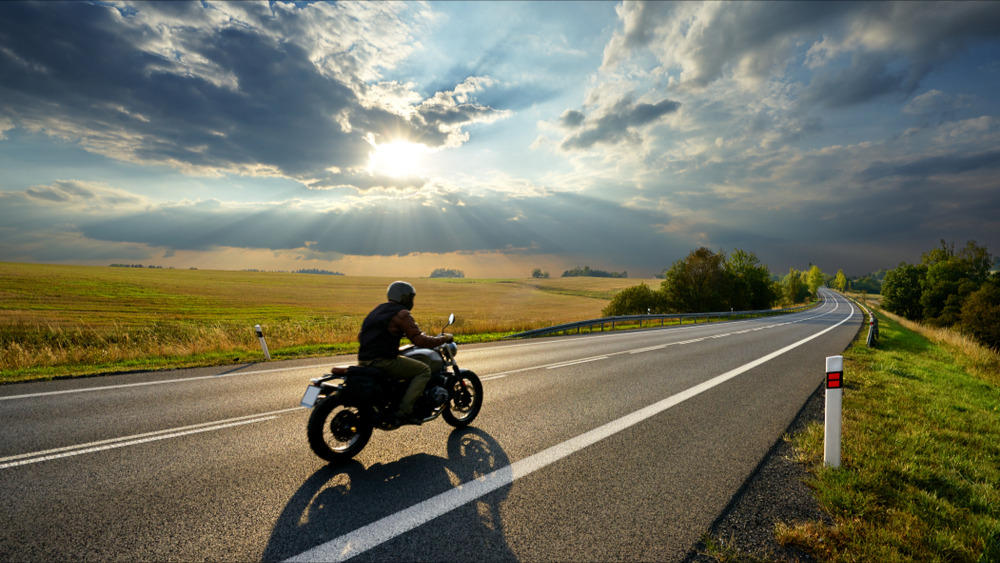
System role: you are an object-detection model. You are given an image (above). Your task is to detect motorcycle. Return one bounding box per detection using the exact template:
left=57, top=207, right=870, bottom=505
left=300, top=314, right=484, bottom=463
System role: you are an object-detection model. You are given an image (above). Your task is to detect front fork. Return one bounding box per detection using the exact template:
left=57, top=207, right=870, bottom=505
left=445, top=353, right=469, bottom=394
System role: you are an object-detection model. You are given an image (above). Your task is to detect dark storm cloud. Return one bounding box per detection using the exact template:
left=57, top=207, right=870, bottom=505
left=0, top=1, right=506, bottom=187
left=10, top=180, right=692, bottom=271
left=606, top=2, right=1000, bottom=107
left=560, top=110, right=585, bottom=128
left=22, top=180, right=145, bottom=207
left=662, top=148, right=1000, bottom=275
left=798, top=3, right=1000, bottom=108
left=802, top=54, right=921, bottom=109
left=859, top=149, right=1000, bottom=182
left=603, top=1, right=853, bottom=86
left=560, top=97, right=680, bottom=150
left=66, top=191, right=682, bottom=269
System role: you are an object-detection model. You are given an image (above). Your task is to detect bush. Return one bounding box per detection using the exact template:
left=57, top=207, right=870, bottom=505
left=961, top=281, right=1000, bottom=350
left=602, top=283, right=664, bottom=316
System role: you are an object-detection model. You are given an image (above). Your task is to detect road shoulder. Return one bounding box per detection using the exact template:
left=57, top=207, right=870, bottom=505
left=684, top=383, right=833, bottom=562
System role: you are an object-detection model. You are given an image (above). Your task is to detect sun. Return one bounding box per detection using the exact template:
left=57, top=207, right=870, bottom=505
left=367, top=140, right=431, bottom=178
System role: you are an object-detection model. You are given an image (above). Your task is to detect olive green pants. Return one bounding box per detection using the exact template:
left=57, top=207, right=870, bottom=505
left=361, top=356, right=431, bottom=415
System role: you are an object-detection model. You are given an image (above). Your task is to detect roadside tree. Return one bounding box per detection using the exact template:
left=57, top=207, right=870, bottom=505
left=881, top=262, right=927, bottom=320
left=806, top=265, right=825, bottom=297
left=660, top=247, right=732, bottom=313
left=834, top=269, right=847, bottom=292
left=919, top=240, right=992, bottom=325
left=782, top=268, right=810, bottom=305
left=725, top=249, right=776, bottom=310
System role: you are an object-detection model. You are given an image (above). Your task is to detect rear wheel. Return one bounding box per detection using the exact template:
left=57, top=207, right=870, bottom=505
left=307, top=396, right=373, bottom=463
left=442, top=371, right=483, bottom=428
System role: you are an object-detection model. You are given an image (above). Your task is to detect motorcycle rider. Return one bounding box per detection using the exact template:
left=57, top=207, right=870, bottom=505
left=358, top=281, right=454, bottom=425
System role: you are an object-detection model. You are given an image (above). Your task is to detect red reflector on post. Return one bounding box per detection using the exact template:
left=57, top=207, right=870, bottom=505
left=827, top=371, right=843, bottom=389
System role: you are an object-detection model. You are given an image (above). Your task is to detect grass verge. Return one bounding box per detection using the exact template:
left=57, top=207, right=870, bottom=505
left=777, top=309, right=1000, bottom=562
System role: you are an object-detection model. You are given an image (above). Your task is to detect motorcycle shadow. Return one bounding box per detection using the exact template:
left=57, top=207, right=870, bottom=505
left=261, top=427, right=516, bottom=562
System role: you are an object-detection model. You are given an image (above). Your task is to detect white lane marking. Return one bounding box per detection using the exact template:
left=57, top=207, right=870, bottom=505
left=545, top=356, right=609, bottom=369
left=629, top=344, right=668, bottom=354
left=285, top=298, right=856, bottom=563
left=0, top=407, right=303, bottom=469
left=0, top=365, right=333, bottom=401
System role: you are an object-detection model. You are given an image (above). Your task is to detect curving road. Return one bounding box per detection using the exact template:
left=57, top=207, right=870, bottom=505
left=0, top=288, right=860, bottom=562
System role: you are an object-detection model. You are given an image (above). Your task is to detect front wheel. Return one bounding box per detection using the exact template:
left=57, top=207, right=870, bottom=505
left=442, top=370, right=483, bottom=428
left=307, top=396, right=373, bottom=463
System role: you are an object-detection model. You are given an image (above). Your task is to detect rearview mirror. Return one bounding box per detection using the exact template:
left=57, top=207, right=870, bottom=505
left=440, top=313, right=455, bottom=335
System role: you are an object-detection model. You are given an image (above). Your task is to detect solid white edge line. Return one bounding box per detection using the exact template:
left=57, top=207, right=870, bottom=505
left=486, top=297, right=838, bottom=377
left=285, top=296, right=856, bottom=563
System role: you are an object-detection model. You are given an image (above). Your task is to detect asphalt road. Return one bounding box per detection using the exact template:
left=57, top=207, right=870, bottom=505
left=0, top=288, right=860, bottom=562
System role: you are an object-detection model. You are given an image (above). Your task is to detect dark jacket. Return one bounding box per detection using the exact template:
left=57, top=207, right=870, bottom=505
left=358, top=302, right=450, bottom=361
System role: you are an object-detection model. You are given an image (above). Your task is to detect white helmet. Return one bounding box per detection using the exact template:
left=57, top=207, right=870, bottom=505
left=387, top=281, right=416, bottom=309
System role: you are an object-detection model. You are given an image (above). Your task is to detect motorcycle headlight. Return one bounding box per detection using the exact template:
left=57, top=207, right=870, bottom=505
left=447, top=341, right=458, bottom=357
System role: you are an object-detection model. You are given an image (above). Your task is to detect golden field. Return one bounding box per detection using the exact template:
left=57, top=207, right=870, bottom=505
left=0, top=262, right=648, bottom=382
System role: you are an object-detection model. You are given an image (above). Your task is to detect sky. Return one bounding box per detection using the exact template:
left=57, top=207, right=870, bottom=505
left=1, top=1, right=999, bottom=279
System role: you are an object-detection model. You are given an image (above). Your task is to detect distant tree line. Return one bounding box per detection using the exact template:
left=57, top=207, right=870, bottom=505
left=110, top=263, right=170, bottom=269
left=881, top=239, right=999, bottom=349
left=531, top=268, right=550, bottom=279
left=241, top=268, right=345, bottom=275
left=293, top=269, right=345, bottom=276
left=430, top=268, right=465, bottom=279
left=562, top=265, right=628, bottom=278
left=601, top=248, right=821, bottom=317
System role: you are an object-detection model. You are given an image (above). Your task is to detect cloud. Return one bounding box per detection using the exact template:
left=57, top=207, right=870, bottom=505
left=0, top=178, right=690, bottom=271
left=603, top=2, right=851, bottom=88
left=602, top=1, right=1000, bottom=105
left=399, top=77, right=513, bottom=148
left=859, top=149, right=1000, bottom=182
left=0, top=1, right=508, bottom=190
left=801, top=53, right=922, bottom=109
left=22, top=180, right=148, bottom=208
left=559, top=96, right=680, bottom=150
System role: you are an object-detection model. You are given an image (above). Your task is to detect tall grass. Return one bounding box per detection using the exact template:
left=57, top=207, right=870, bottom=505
left=777, top=309, right=1000, bottom=562
left=882, top=309, right=1000, bottom=387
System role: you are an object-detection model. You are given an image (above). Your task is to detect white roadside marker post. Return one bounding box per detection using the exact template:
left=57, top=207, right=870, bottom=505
left=255, top=324, right=271, bottom=361
left=824, top=355, right=843, bottom=468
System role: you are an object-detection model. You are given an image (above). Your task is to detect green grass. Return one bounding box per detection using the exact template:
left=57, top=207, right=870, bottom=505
left=0, top=262, right=649, bottom=383
left=778, top=309, right=1000, bottom=562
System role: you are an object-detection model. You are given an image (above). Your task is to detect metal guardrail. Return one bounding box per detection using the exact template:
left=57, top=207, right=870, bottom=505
left=503, top=302, right=818, bottom=340
left=845, top=295, right=879, bottom=347
left=863, top=305, right=879, bottom=347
